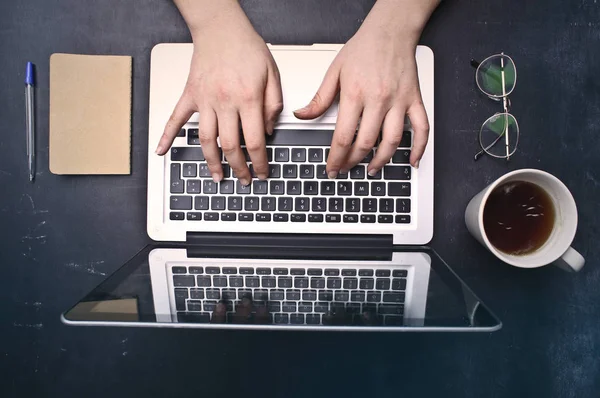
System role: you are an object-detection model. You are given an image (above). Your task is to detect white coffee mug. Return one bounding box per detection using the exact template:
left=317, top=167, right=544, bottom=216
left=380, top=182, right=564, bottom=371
left=465, top=169, right=585, bottom=271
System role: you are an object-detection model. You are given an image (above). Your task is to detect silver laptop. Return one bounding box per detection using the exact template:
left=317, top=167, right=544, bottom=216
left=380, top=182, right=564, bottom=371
left=61, top=44, right=501, bottom=331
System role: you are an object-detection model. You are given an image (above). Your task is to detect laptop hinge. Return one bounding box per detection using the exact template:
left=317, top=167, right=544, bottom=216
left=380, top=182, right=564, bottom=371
left=186, top=232, right=392, bottom=261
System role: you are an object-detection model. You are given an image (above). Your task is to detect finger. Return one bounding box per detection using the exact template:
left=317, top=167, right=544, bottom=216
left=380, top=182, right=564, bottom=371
left=211, top=302, right=227, bottom=324
left=198, top=107, right=223, bottom=182
left=406, top=100, right=430, bottom=168
left=341, top=105, right=386, bottom=172
left=293, top=61, right=340, bottom=120
left=254, top=305, right=270, bottom=324
left=368, top=106, right=406, bottom=176
left=240, top=105, right=269, bottom=180
left=264, top=67, right=284, bottom=135
left=156, top=93, right=195, bottom=155
left=233, top=297, right=253, bottom=324
left=326, top=95, right=362, bottom=178
left=218, top=111, right=252, bottom=186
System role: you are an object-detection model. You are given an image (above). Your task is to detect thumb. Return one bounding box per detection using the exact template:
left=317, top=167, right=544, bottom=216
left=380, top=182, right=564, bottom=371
left=294, top=62, right=340, bottom=120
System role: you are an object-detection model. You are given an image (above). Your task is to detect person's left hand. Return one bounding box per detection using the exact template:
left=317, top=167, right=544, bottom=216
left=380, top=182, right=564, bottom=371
left=293, top=12, right=430, bottom=178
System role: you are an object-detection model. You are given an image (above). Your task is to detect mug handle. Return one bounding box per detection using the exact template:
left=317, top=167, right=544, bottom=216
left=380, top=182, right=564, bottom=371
left=553, top=247, right=585, bottom=272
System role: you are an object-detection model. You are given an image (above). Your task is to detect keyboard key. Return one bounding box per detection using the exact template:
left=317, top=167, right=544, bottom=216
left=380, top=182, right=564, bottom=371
left=312, top=197, right=326, bottom=212
left=342, top=269, right=357, bottom=276
left=395, top=215, right=411, bottom=224
left=393, top=270, right=408, bottom=277
left=189, top=288, right=204, bottom=299
left=202, top=301, right=217, bottom=312
left=269, top=164, right=281, bottom=178
left=283, top=164, right=297, bottom=178
left=267, top=148, right=273, bottom=161
left=238, top=290, right=253, bottom=300
left=325, top=269, right=339, bottom=276
left=292, top=148, right=306, bottom=162
left=268, top=302, right=281, bottom=312
left=275, top=148, right=289, bottom=162
left=197, top=276, right=211, bottom=287
left=337, top=181, right=352, bottom=195
left=187, top=129, right=199, bottom=145
left=227, top=276, right=243, bottom=288
left=203, top=180, right=217, bottom=194
left=343, top=278, right=358, bottom=289
left=304, top=181, right=318, bottom=195
left=245, top=276, right=260, bottom=288
left=393, top=149, right=411, bottom=164
left=300, top=164, right=314, bottom=179
left=245, top=196, right=259, bottom=211
left=360, top=150, right=374, bottom=163
left=171, top=147, right=204, bottom=161
left=274, top=268, right=288, bottom=275
left=295, top=277, right=309, bottom=288
left=270, top=289, right=285, bottom=301
left=239, top=213, right=254, bottom=221
left=262, top=276, right=276, bottom=288
left=270, top=180, right=285, bottom=195
left=359, top=269, right=374, bottom=276
left=329, top=198, right=343, bottom=212
left=175, top=288, right=187, bottom=311
left=211, top=196, right=225, bottom=210
left=222, top=289, right=236, bottom=300
left=278, top=276, right=292, bottom=288
left=282, top=302, right=297, bottom=312
left=306, top=314, right=321, bottom=324
left=335, top=290, right=350, bottom=301
left=213, top=276, right=227, bottom=287
left=254, top=289, right=269, bottom=301
left=182, top=163, right=197, bottom=177
left=385, top=315, right=404, bottom=326
left=379, top=198, right=394, bottom=213
left=286, top=289, right=301, bottom=300
left=351, top=291, right=366, bottom=302
left=354, top=182, right=369, bottom=196
left=170, top=164, right=184, bottom=193
left=383, top=292, right=405, bottom=303
left=378, top=215, right=393, bottom=223
left=376, top=269, right=391, bottom=277
left=173, top=275, right=195, bottom=287
left=361, top=214, right=376, bottom=223
left=318, top=290, right=333, bottom=301
left=308, top=214, right=323, bottom=222
left=367, top=291, right=381, bottom=302
left=205, top=267, right=220, bottom=274
left=307, top=269, right=322, bottom=276
left=389, top=182, right=411, bottom=197
left=321, top=181, right=335, bottom=195
left=274, top=314, right=289, bottom=324
left=295, top=198, right=309, bottom=212
left=188, top=211, right=201, bottom=221
left=193, top=196, right=207, bottom=210
left=384, top=166, right=411, bottom=180
left=291, top=269, right=305, bottom=275
left=396, top=198, right=411, bottom=213
left=360, top=278, right=374, bottom=289
left=278, top=197, right=293, bottom=211
left=309, top=148, right=323, bottom=162
left=298, top=302, right=313, bottom=312
left=371, top=182, right=386, bottom=196
left=350, top=165, right=365, bottom=179
left=362, top=198, right=377, bottom=212
left=253, top=180, right=268, bottom=195
left=379, top=304, right=404, bottom=315
left=257, top=267, right=271, bottom=275
left=287, top=181, right=301, bottom=195
left=311, top=277, right=325, bottom=289
left=239, top=267, right=254, bottom=274
left=189, top=267, right=203, bottom=274
left=314, top=302, right=329, bottom=313
left=261, top=197, right=276, bottom=211
left=198, top=163, right=211, bottom=177
left=170, top=196, right=192, bottom=210
left=187, top=180, right=201, bottom=194
left=343, top=214, right=358, bottom=223
left=316, top=165, right=328, bottom=179
left=177, top=129, right=186, bottom=137
left=327, top=277, right=342, bottom=289
left=346, top=303, right=361, bottom=314
left=302, top=290, right=317, bottom=301
left=236, top=180, right=251, bottom=194
left=170, top=212, right=185, bottom=220
left=399, top=131, right=412, bottom=147
left=376, top=278, right=391, bottom=290
left=223, top=268, right=237, bottom=276
left=326, top=214, right=341, bottom=223
left=274, top=213, right=289, bottom=222
left=336, top=171, right=348, bottom=180
left=392, top=278, right=407, bottom=291
left=346, top=198, right=360, bottom=213
left=221, top=212, right=236, bottom=221
left=291, top=214, right=306, bottom=222
left=222, top=164, right=231, bottom=178
left=227, top=196, right=242, bottom=210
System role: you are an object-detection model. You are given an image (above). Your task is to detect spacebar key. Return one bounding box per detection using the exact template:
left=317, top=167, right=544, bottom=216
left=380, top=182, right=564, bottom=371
left=171, top=147, right=205, bottom=161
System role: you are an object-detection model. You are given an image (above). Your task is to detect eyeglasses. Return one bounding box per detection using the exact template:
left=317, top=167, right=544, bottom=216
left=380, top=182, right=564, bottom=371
left=471, top=53, right=519, bottom=161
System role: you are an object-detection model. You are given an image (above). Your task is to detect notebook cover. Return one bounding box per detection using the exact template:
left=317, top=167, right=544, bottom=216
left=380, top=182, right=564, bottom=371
left=49, top=53, right=132, bottom=175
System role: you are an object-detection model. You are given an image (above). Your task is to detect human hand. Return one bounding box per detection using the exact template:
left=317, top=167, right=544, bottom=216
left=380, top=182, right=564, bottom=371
left=156, top=3, right=283, bottom=185
left=294, top=0, right=438, bottom=178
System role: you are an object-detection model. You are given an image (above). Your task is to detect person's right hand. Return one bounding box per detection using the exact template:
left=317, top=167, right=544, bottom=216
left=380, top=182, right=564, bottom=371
left=155, top=6, right=283, bottom=186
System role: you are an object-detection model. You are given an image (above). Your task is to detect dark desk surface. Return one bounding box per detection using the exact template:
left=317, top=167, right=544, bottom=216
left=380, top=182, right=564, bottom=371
left=1, top=0, right=599, bottom=396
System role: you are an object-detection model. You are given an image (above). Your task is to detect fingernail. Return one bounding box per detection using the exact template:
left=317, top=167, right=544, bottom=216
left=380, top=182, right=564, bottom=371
left=212, top=173, right=222, bottom=183
left=240, top=178, right=250, bottom=186
left=368, top=169, right=378, bottom=177
left=293, top=106, right=309, bottom=114
left=155, top=145, right=164, bottom=155
left=414, top=160, right=420, bottom=169
left=258, top=173, right=268, bottom=180
left=328, top=171, right=338, bottom=179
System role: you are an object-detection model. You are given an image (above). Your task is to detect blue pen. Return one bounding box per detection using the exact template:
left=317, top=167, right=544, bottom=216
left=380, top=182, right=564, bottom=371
left=25, top=62, right=35, bottom=182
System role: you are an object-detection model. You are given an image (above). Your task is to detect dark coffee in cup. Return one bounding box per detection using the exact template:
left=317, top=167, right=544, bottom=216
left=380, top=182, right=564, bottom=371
left=483, top=181, right=555, bottom=255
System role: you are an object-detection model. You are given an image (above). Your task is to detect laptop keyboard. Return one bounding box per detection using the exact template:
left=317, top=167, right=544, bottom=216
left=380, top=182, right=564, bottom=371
left=168, top=129, right=413, bottom=224
left=172, top=265, right=407, bottom=326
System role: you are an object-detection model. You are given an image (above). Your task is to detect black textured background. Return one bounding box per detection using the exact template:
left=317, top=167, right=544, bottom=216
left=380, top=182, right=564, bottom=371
left=1, top=1, right=599, bottom=396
